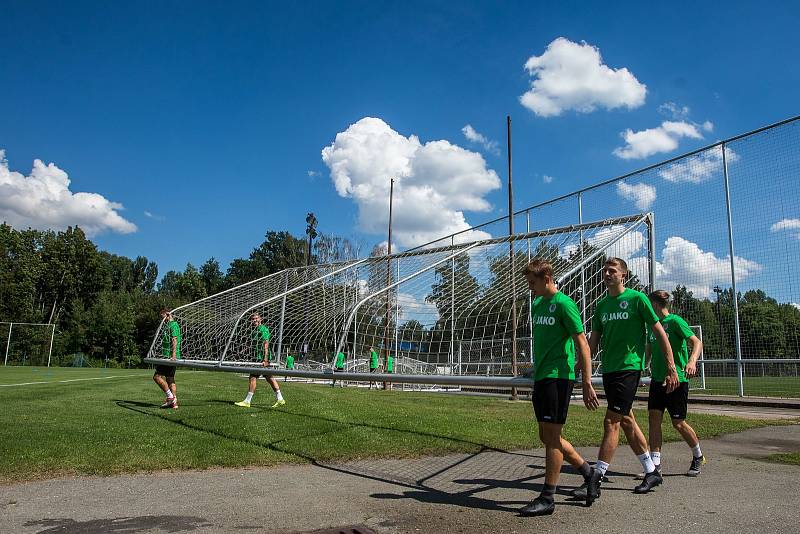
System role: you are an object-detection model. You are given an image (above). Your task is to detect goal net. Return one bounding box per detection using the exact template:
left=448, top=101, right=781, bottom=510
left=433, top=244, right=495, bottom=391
left=149, top=213, right=654, bottom=384
left=2, top=322, right=56, bottom=367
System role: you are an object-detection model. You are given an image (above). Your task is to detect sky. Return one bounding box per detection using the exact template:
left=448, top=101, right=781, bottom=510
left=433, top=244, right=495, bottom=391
left=1, top=1, right=799, bottom=295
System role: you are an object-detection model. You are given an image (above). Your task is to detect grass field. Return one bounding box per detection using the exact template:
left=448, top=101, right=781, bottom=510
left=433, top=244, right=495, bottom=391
left=0, top=366, right=792, bottom=483
left=768, top=453, right=800, bottom=465
left=691, top=376, right=800, bottom=398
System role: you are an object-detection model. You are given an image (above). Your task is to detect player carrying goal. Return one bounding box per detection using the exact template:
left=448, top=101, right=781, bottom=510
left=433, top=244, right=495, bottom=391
left=234, top=313, right=285, bottom=409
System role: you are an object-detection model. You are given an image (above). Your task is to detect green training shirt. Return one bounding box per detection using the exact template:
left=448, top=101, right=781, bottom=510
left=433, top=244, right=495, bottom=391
left=161, top=320, right=182, bottom=358
left=649, top=314, right=693, bottom=382
left=286, top=355, right=295, bottom=369
left=386, top=355, right=394, bottom=372
left=335, top=351, right=345, bottom=369
left=253, top=324, right=271, bottom=361
left=591, top=288, right=658, bottom=373
left=369, top=349, right=379, bottom=369
left=531, top=291, right=584, bottom=381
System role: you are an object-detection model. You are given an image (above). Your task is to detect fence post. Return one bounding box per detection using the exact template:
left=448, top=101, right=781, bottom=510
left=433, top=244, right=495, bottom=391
left=47, top=323, right=55, bottom=368
left=722, top=142, right=745, bottom=397
left=647, top=213, right=656, bottom=292
left=275, top=271, right=289, bottom=366
left=578, top=193, right=587, bottom=320
left=4, top=322, right=11, bottom=366
left=450, top=236, right=455, bottom=373
left=526, top=210, right=533, bottom=364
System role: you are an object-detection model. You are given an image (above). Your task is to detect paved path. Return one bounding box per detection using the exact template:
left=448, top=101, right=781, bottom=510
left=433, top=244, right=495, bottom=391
left=1, top=424, right=799, bottom=533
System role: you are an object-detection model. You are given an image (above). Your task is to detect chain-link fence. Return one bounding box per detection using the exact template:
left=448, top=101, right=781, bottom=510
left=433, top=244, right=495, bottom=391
left=413, top=116, right=800, bottom=399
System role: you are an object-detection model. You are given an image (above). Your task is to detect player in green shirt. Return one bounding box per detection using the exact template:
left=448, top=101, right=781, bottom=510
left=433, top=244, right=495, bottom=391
left=284, top=354, right=295, bottom=382
left=519, top=260, right=599, bottom=517
left=331, top=351, right=346, bottom=387
left=576, top=258, right=679, bottom=503
left=646, top=290, right=706, bottom=476
left=368, top=346, right=379, bottom=390
left=234, top=313, right=285, bottom=408
left=384, top=353, right=394, bottom=390
left=153, top=309, right=181, bottom=409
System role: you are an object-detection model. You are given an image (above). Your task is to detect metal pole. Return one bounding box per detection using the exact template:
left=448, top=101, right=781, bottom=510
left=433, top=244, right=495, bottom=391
left=647, top=213, right=656, bottom=292
left=526, top=211, right=533, bottom=364
left=384, top=178, right=394, bottom=390
left=4, top=323, right=11, bottom=366
left=721, top=143, right=745, bottom=397
left=507, top=115, right=518, bottom=400
left=450, top=235, right=455, bottom=373
left=578, top=193, right=587, bottom=320
left=275, top=271, right=289, bottom=367
left=47, top=323, right=55, bottom=367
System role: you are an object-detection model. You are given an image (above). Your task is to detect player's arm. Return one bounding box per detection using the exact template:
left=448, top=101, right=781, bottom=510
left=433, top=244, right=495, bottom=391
left=574, top=333, right=599, bottom=410
left=262, top=338, right=269, bottom=367
left=588, top=329, right=601, bottom=359
left=685, top=335, right=703, bottom=378
left=170, top=335, right=177, bottom=360
left=651, top=322, right=678, bottom=392
left=645, top=342, right=652, bottom=372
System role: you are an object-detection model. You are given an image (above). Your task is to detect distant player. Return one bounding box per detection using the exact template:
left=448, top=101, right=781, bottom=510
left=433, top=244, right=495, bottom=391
left=646, top=290, right=706, bottom=476
left=153, top=309, right=181, bottom=409
left=234, top=313, right=285, bottom=408
left=519, top=259, right=599, bottom=517
left=384, top=352, right=394, bottom=390
left=285, top=353, right=295, bottom=382
left=331, top=350, right=345, bottom=387
left=574, top=258, right=679, bottom=503
left=368, top=346, right=379, bottom=389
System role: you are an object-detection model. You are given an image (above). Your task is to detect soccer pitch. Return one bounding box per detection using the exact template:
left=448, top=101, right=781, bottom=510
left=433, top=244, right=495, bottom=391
left=0, top=366, right=788, bottom=483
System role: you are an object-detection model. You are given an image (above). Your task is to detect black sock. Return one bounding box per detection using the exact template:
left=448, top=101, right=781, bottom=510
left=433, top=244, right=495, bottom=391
left=540, top=483, right=556, bottom=501
left=578, top=461, right=592, bottom=478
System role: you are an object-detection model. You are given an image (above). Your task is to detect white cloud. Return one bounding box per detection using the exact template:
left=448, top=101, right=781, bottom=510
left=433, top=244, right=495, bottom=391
left=702, top=121, right=714, bottom=132
left=641, top=236, right=761, bottom=298
left=143, top=210, right=165, bottom=222
left=613, top=120, right=703, bottom=160
left=307, top=170, right=320, bottom=178
left=658, top=102, right=690, bottom=120
left=397, top=291, right=439, bottom=324
left=542, top=174, right=554, bottom=184
left=462, top=125, right=500, bottom=156
left=658, top=145, right=738, bottom=184
left=616, top=181, right=656, bottom=210
left=519, top=37, right=647, bottom=118
left=321, top=117, right=501, bottom=248
left=563, top=225, right=646, bottom=264
left=0, top=150, right=137, bottom=236
left=771, top=218, right=800, bottom=240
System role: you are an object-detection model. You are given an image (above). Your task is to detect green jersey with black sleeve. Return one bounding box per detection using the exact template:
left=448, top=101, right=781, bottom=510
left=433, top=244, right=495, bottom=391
left=591, top=288, right=659, bottom=372
left=649, top=314, right=693, bottom=382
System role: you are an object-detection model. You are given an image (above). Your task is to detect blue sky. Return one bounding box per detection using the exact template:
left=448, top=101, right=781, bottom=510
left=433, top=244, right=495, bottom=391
left=1, top=1, right=799, bottom=294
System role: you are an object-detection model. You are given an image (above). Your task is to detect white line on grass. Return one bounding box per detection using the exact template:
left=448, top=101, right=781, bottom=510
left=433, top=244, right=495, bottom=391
left=0, top=375, right=146, bottom=387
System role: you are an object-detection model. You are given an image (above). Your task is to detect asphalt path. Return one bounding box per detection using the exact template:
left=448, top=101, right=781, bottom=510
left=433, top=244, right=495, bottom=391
left=2, top=422, right=799, bottom=533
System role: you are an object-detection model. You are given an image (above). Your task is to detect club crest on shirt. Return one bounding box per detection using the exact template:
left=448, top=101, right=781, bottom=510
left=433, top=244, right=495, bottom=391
left=549, top=303, right=557, bottom=313
left=619, top=300, right=629, bottom=310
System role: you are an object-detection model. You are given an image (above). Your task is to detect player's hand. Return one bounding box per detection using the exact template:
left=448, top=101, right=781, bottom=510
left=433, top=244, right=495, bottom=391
left=685, top=362, right=697, bottom=378
left=664, top=369, right=679, bottom=393
left=261, top=360, right=268, bottom=368
left=170, top=355, right=176, bottom=361
left=582, top=382, right=599, bottom=411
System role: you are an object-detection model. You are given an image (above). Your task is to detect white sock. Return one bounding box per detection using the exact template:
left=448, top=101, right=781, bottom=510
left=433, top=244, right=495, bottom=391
left=651, top=451, right=662, bottom=467
left=165, top=391, right=174, bottom=399
left=595, top=461, right=610, bottom=476
left=691, top=444, right=702, bottom=458
left=244, top=392, right=254, bottom=403
left=638, top=452, right=656, bottom=473
left=276, top=390, right=283, bottom=401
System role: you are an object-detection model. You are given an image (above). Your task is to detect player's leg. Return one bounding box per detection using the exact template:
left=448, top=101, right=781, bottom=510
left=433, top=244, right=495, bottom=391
left=266, top=375, right=285, bottom=407
left=647, top=380, right=667, bottom=473
left=235, top=375, right=259, bottom=407
left=166, top=375, right=177, bottom=409
left=667, top=383, right=705, bottom=476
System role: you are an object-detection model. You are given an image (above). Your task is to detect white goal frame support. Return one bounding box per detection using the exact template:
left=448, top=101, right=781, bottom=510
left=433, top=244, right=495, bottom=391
left=2, top=322, right=56, bottom=367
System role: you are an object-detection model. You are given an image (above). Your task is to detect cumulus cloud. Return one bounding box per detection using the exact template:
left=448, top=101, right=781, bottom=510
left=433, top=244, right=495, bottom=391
left=658, top=102, right=690, bottom=120
left=658, top=145, right=738, bottom=184
left=397, top=291, right=439, bottom=324
left=0, top=150, right=136, bottom=236
left=629, top=236, right=762, bottom=298
left=321, top=117, right=501, bottom=248
left=562, top=225, right=646, bottom=265
left=616, top=181, right=656, bottom=210
left=519, top=37, right=647, bottom=118
left=542, top=174, right=554, bottom=184
left=613, top=121, right=704, bottom=160
left=462, top=125, right=500, bottom=156
left=702, top=121, right=714, bottom=132
left=771, top=218, right=800, bottom=239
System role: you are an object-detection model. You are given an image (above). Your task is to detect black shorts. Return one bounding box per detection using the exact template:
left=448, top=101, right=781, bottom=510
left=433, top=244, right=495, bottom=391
left=532, top=378, right=574, bottom=424
left=155, top=364, right=175, bottom=378
left=648, top=381, right=689, bottom=420
left=602, top=371, right=641, bottom=415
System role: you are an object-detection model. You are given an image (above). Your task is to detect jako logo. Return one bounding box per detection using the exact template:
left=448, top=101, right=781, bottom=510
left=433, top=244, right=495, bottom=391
left=533, top=316, right=556, bottom=326
left=602, top=312, right=629, bottom=322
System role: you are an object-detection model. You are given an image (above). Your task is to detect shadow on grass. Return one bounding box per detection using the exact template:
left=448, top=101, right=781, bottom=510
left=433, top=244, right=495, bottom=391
left=114, top=398, right=563, bottom=514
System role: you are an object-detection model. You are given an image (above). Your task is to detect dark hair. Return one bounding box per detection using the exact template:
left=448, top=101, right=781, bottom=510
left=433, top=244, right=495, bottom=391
left=160, top=308, right=171, bottom=315
left=648, top=290, right=671, bottom=307
left=605, top=257, right=629, bottom=274
left=524, top=258, right=554, bottom=279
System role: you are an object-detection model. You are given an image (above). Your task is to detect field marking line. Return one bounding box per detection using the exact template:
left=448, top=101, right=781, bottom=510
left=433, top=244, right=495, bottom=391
left=0, top=375, right=148, bottom=387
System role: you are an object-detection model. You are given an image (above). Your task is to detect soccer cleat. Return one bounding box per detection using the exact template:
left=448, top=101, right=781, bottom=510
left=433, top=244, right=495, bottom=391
left=586, top=469, right=603, bottom=505
left=633, top=470, right=663, bottom=493
left=160, top=399, right=173, bottom=409
left=519, top=496, right=555, bottom=517
left=171, top=398, right=178, bottom=409
left=687, top=455, right=706, bottom=477
left=271, top=399, right=286, bottom=408
left=234, top=400, right=251, bottom=408
left=635, top=465, right=662, bottom=480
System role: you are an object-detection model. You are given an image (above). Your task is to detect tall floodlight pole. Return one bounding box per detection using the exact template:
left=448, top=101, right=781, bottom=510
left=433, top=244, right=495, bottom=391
left=304, top=212, right=318, bottom=360
left=507, top=115, right=518, bottom=401
left=383, top=178, right=394, bottom=390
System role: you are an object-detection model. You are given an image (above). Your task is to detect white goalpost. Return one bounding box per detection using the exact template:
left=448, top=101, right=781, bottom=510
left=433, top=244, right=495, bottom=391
left=2, top=322, right=56, bottom=367
left=145, top=213, right=655, bottom=388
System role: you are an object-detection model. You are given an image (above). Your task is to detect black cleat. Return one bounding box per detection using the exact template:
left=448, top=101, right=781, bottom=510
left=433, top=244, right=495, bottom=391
left=520, top=496, right=555, bottom=517
left=687, top=455, right=706, bottom=477
left=586, top=468, right=602, bottom=506
left=633, top=470, right=663, bottom=493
